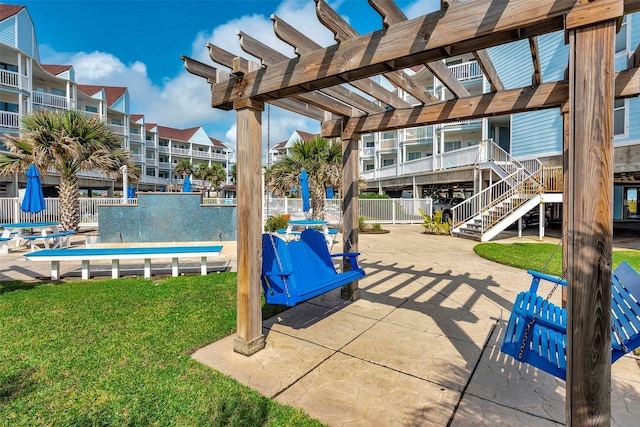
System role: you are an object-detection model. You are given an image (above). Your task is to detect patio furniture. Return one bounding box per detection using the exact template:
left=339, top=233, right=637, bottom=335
left=500, top=262, right=640, bottom=380
left=23, top=230, right=76, bottom=252
left=24, top=245, right=223, bottom=280
left=261, top=228, right=365, bottom=306
left=1, top=221, right=61, bottom=250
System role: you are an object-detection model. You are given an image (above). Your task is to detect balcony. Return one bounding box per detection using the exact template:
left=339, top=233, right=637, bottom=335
left=129, top=133, right=142, bottom=142
left=130, top=154, right=144, bottom=163
left=170, top=147, right=228, bottom=161
left=0, top=111, right=20, bottom=129
left=447, top=61, right=482, bottom=82
left=158, top=146, right=170, bottom=154
left=360, top=147, right=375, bottom=157
left=0, top=69, right=19, bottom=88
left=32, top=91, right=68, bottom=110
left=158, top=161, right=172, bottom=169
left=438, top=118, right=483, bottom=129
left=378, top=139, right=397, bottom=152
left=145, top=158, right=157, bottom=166
left=109, top=123, right=126, bottom=135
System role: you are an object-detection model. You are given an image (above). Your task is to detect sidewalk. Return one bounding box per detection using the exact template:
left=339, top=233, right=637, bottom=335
left=2, top=225, right=639, bottom=425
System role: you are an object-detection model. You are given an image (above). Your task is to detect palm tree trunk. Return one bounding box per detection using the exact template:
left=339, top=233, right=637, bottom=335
left=59, top=175, right=80, bottom=231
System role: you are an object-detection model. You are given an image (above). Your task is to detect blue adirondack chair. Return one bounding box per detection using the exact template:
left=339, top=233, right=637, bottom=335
left=501, top=261, right=640, bottom=380
left=261, top=228, right=366, bottom=306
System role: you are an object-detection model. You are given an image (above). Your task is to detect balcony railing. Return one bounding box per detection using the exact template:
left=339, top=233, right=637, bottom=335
left=145, top=158, right=157, bottom=166
left=0, top=69, right=19, bottom=88
left=0, top=111, right=20, bottom=129
left=32, top=91, right=68, bottom=109
left=378, top=140, right=396, bottom=152
left=170, top=147, right=228, bottom=161
left=158, top=146, right=170, bottom=154
left=158, top=161, right=171, bottom=169
left=129, top=133, right=142, bottom=142
left=109, top=123, right=126, bottom=135
left=439, top=118, right=483, bottom=128
left=360, top=147, right=375, bottom=157
left=130, top=154, right=143, bottom=163
left=448, top=61, right=482, bottom=81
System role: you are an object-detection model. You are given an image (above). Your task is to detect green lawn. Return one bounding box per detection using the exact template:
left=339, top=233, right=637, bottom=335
left=474, top=243, right=640, bottom=276
left=0, top=274, right=324, bottom=426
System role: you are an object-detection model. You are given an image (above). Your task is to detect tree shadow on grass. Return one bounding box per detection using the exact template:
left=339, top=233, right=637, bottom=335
left=0, top=367, right=38, bottom=403
left=0, top=280, right=51, bottom=295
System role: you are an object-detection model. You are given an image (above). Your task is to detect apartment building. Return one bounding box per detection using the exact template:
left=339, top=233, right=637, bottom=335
left=267, top=129, right=317, bottom=167
left=360, top=18, right=640, bottom=226
left=0, top=4, right=232, bottom=196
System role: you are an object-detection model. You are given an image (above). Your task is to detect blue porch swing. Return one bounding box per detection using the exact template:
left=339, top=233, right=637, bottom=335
left=261, top=228, right=366, bottom=306
left=500, top=261, right=640, bottom=380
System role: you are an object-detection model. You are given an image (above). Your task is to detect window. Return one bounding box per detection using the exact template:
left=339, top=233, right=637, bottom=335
left=444, top=140, right=462, bottom=152
left=407, top=152, right=422, bottom=161
left=111, top=118, right=123, bottom=125
left=0, top=102, right=18, bottom=113
left=616, top=16, right=627, bottom=54
left=383, top=159, right=394, bottom=167
left=381, top=130, right=395, bottom=140
left=365, top=164, right=374, bottom=171
left=51, top=88, right=65, bottom=97
left=614, top=98, right=626, bottom=136
left=0, top=62, right=18, bottom=72
left=85, top=105, right=98, bottom=113
left=130, top=128, right=140, bottom=134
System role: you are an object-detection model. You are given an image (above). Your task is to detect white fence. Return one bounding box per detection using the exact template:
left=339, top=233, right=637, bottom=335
left=1, top=197, right=431, bottom=228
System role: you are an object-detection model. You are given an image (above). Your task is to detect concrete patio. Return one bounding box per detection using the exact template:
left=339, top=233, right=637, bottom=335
left=193, top=225, right=640, bottom=426
left=1, top=224, right=639, bottom=425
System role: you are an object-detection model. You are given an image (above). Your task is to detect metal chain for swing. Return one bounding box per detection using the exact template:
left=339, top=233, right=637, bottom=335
left=517, top=233, right=567, bottom=360
left=268, top=233, right=290, bottom=299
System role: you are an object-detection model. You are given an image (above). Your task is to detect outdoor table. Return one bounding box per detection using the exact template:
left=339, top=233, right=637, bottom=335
left=0, top=221, right=61, bottom=250
left=285, top=219, right=337, bottom=246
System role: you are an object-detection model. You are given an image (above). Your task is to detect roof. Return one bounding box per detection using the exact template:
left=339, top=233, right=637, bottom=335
left=0, top=5, right=23, bottom=21
left=209, top=137, right=228, bottom=149
left=295, top=130, right=317, bottom=141
left=130, top=114, right=144, bottom=122
left=145, top=123, right=157, bottom=131
left=157, top=125, right=200, bottom=141
left=272, top=141, right=287, bottom=150
left=41, top=64, right=72, bottom=76
left=77, top=84, right=127, bottom=107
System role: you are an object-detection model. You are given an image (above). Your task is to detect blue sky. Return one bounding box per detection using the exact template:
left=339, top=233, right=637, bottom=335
left=4, top=0, right=440, bottom=154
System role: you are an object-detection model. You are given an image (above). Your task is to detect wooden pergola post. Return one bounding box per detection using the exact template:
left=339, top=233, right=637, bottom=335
left=340, top=128, right=361, bottom=302
left=233, top=98, right=265, bottom=356
left=565, top=15, right=617, bottom=424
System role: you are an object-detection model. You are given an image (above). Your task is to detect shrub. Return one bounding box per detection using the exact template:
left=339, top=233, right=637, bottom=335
left=418, top=208, right=451, bottom=235
left=358, top=215, right=367, bottom=232
left=372, top=223, right=382, bottom=231
left=264, top=214, right=289, bottom=232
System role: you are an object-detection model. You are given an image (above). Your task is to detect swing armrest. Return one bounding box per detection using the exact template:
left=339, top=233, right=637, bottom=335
left=527, top=270, right=567, bottom=294
left=514, top=305, right=567, bottom=332
left=264, top=269, right=293, bottom=279
left=331, top=252, right=362, bottom=270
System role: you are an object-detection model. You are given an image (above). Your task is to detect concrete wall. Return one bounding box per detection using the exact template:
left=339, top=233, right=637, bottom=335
left=98, top=193, right=237, bottom=243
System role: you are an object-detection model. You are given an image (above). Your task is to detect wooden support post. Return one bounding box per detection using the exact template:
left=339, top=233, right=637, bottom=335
left=233, top=98, right=265, bottom=356
left=566, top=19, right=616, bottom=426
left=562, top=108, right=568, bottom=309
left=341, top=127, right=361, bottom=302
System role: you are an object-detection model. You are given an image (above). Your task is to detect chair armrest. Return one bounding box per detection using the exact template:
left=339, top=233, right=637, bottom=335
left=527, top=270, right=567, bottom=294
left=264, top=269, right=293, bottom=279
left=331, top=252, right=362, bottom=271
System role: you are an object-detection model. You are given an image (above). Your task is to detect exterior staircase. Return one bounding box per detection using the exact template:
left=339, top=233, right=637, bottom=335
left=451, top=140, right=561, bottom=242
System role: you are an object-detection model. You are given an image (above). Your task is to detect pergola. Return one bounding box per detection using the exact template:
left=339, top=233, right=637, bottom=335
left=182, top=0, right=640, bottom=424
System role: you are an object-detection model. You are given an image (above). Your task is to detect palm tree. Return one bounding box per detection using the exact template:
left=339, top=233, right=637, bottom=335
left=174, top=159, right=193, bottom=179
left=0, top=110, right=135, bottom=231
left=195, top=162, right=226, bottom=197
left=267, top=136, right=342, bottom=220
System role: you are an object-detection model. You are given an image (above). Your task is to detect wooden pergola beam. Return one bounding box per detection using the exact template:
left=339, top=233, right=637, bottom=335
left=322, top=81, right=568, bottom=137
left=237, top=31, right=384, bottom=115
left=321, top=65, right=640, bottom=138
left=369, top=0, right=471, bottom=98
left=205, top=43, right=332, bottom=121
left=271, top=14, right=413, bottom=109
left=529, top=37, right=542, bottom=85
left=473, top=49, right=505, bottom=92
left=207, top=0, right=620, bottom=108
left=315, top=0, right=439, bottom=104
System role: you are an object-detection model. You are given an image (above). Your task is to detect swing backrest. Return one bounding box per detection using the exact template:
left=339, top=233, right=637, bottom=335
left=286, top=229, right=338, bottom=286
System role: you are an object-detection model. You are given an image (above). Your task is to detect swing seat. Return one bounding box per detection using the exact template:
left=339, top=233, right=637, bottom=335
left=500, top=262, right=640, bottom=380
left=261, top=229, right=366, bottom=306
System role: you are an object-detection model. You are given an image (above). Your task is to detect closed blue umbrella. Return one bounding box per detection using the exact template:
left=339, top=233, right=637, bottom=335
left=21, top=164, right=46, bottom=215
left=182, top=174, right=192, bottom=192
left=300, top=169, right=311, bottom=217
left=127, top=184, right=135, bottom=199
